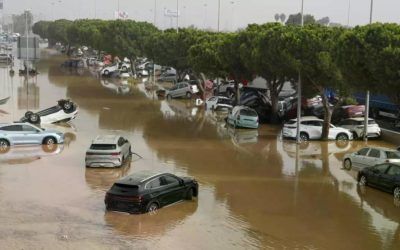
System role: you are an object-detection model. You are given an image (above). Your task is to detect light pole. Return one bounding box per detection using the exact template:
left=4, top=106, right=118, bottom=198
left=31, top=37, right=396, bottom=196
left=230, top=1, right=235, bottom=31
left=176, top=0, right=179, bottom=33
left=154, top=0, right=157, bottom=26
left=296, top=0, right=304, bottom=144
left=94, top=0, right=97, bottom=18
left=347, top=0, right=351, bottom=27
left=203, top=3, right=207, bottom=29
left=363, top=0, right=373, bottom=141
left=217, top=0, right=221, bottom=32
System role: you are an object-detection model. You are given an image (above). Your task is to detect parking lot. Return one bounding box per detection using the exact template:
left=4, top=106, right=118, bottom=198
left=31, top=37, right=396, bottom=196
left=0, top=51, right=399, bottom=249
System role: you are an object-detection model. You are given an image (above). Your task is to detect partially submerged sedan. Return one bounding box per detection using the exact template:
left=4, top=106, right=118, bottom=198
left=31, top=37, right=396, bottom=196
left=105, top=171, right=198, bottom=214
left=227, top=106, right=259, bottom=129
left=205, top=96, right=233, bottom=111
left=343, top=147, right=400, bottom=170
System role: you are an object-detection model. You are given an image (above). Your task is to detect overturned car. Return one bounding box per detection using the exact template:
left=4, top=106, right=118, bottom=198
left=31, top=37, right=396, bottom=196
left=20, top=99, right=78, bottom=125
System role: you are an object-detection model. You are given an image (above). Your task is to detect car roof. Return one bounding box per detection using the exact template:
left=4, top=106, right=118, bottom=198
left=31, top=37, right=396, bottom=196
left=0, top=122, right=35, bottom=127
left=361, top=146, right=398, bottom=152
left=92, top=135, right=120, bottom=144
left=290, top=116, right=321, bottom=122
left=116, top=170, right=168, bottom=186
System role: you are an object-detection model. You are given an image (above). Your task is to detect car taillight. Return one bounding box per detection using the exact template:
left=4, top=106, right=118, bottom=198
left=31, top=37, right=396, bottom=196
left=129, top=196, right=143, bottom=202
left=111, top=152, right=121, bottom=156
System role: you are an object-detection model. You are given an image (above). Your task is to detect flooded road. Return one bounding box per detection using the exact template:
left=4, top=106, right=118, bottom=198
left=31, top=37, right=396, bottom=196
left=0, top=49, right=400, bottom=249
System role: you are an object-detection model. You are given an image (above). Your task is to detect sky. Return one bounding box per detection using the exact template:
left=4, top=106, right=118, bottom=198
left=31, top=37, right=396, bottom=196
left=2, top=0, right=400, bottom=30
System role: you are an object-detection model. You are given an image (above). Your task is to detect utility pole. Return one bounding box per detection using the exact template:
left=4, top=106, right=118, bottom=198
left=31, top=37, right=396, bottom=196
left=296, top=0, right=304, bottom=143
left=154, top=0, right=157, bottom=26
left=217, top=0, right=221, bottom=32
left=176, top=0, right=179, bottom=33
left=364, top=0, right=373, bottom=141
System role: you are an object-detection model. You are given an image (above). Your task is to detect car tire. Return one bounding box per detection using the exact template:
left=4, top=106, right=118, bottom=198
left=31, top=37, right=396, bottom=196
left=28, top=113, right=41, bottom=124
left=185, top=188, right=194, bottom=200
left=138, top=73, right=142, bottom=78
left=343, top=159, right=352, bottom=170
left=394, top=187, right=400, bottom=199
left=104, top=70, right=109, bottom=76
left=336, top=133, right=349, bottom=141
left=62, top=101, right=74, bottom=113
left=43, top=136, right=57, bottom=145
left=352, top=132, right=358, bottom=140
left=186, top=92, right=192, bottom=99
left=359, top=175, right=367, bottom=186
left=0, top=139, right=10, bottom=154
left=24, top=111, right=33, bottom=119
left=146, top=202, right=159, bottom=214
left=299, top=132, right=309, bottom=142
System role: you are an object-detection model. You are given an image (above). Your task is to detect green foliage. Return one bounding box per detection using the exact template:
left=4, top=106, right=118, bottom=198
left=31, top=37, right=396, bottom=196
left=286, top=13, right=316, bottom=26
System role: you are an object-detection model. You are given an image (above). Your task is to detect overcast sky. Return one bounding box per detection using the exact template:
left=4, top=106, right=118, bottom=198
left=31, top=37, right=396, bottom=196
left=3, top=0, right=400, bottom=30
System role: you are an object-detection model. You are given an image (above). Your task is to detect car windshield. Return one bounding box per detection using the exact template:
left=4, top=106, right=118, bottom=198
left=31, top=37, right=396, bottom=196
left=240, top=109, right=257, bottom=117
left=386, top=151, right=400, bottom=159
left=90, top=144, right=116, bottom=150
left=218, top=98, right=232, bottom=105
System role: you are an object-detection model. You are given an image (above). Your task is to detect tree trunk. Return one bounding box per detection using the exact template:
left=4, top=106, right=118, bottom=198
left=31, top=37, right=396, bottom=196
left=321, top=94, right=332, bottom=140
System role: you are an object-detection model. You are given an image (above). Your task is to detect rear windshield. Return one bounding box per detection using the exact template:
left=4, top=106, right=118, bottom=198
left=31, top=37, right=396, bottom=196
left=386, top=151, right=400, bottom=159
left=111, top=183, right=139, bottom=195
left=90, top=144, right=116, bottom=150
left=240, top=109, right=258, bottom=116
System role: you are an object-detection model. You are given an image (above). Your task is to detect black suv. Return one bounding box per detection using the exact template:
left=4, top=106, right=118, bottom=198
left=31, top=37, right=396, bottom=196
left=105, top=171, right=198, bottom=214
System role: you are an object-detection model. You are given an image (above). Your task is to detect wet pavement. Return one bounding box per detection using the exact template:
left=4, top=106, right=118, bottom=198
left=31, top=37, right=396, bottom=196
left=0, top=49, right=400, bottom=249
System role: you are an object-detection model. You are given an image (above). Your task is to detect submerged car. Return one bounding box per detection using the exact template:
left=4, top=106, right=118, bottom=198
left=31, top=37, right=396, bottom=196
left=205, top=96, right=233, bottom=111
left=166, top=81, right=199, bottom=99
left=101, top=62, right=131, bottom=76
left=20, top=99, right=78, bottom=125
left=0, top=123, right=64, bottom=151
left=343, top=147, right=400, bottom=170
left=227, top=106, right=259, bottom=129
left=282, top=116, right=352, bottom=141
left=338, top=117, right=381, bottom=139
left=358, top=163, right=400, bottom=199
left=105, top=170, right=198, bottom=214
left=85, top=135, right=131, bottom=168
left=157, top=72, right=177, bottom=83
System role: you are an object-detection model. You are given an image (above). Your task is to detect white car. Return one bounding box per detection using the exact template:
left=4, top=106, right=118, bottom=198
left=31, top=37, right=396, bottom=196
left=101, top=63, right=131, bottom=76
left=20, top=99, right=78, bottom=125
left=338, top=117, right=381, bottom=139
left=205, top=96, right=233, bottom=111
left=85, top=135, right=131, bottom=168
left=343, top=147, right=400, bottom=170
left=282, top=116, right=353, bottom=141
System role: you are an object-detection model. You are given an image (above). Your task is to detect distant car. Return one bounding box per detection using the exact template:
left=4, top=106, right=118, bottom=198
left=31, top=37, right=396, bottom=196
left=101, top=62, right=131, bottom=76
left=358, top=163, right=400, bottom=199
left=343, top=147, right=400, bottom=170
left=227, top=106, right=259, bottom=129
left=0, top=123, right=64, bottom=151
left=105, top=170, right=198, bottom=214
left=166, top=81, right=199, bottom=99
left=20, top=99, right=78, bottom=125
left=0, top=53, right=12, bottom=63
left=136, top=69, right=149, bottom=78
left=205, top=96, right=233, bottom=111
left=338, top=117, right=381, bottom=139
left=215, top=80, right=243, bottom=96
left=282, top=116, right=352, bottom=141
left=161, top=66, right=176, bottom=75
left=158, top=72, right=177, bottom=83
left=61, top=59, right=85, bottom=68
left=85, top=135, right=131, bottom=168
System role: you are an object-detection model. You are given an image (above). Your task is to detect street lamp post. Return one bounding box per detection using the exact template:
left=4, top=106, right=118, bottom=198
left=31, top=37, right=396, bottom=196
left=364, top=0, right=373, bottom=141
left=217, top=0, right=221, bottom=32
left=296, top=0, right=304, bottom=144
left=203, top=3, right=208, bottom=29
left=176, top=0, right=179, bottom=33
left=154, top=0, right=157, bottom=26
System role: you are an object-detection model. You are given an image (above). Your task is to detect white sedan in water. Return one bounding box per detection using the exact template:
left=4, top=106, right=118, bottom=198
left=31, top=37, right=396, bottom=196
left=205, top=96, right=233, bottom=111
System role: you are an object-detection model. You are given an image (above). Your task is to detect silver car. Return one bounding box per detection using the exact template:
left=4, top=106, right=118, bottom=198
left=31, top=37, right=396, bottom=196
left=0, top=123, right=64, bottom=151
left=166, top=81, right=199, bottom=99
left=85, top=135, right=131, bottom=168
left=343, top=147, right=400, bottom=170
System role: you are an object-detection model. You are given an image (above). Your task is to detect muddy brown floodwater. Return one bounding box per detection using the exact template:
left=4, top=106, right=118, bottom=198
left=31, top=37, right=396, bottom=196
left=0, top=49, right=400, bottom=250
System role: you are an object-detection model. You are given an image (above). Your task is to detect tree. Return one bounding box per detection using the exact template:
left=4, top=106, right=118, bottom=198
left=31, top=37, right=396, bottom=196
left=274, top=14, right=280, bottom=22
left=280, top=13, right=286, bottom=23
left=336, top=23, right=400, bottom=106
left=32, top=21, right=51, bottom=40
left=286, top=13, right=315, bottom=26
left=287, top=25, right=346, bottom=139
left=47, top=19, right=73, bottom=47
left=317, top=17, right=330, bottom=26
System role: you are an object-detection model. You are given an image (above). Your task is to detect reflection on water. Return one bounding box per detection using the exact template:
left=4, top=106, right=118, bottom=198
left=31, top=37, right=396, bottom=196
left=0, top=144, right=64, bottom=165
left=0, top=51, right=399, bottom=249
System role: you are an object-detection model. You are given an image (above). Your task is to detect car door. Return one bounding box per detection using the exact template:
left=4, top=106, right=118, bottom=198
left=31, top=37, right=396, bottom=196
left=368, top=164, right=390, bottom=187
left=1, top=125, right=24, bottom=144
left=364, top=148, right=382, bottom=168
left=352, top=148, right=370, bottom=168
left=379, top=165, right=400, bottom=192
left=146, top=177, right=170, bottom=207
left=160, top=175, right=186, bottom=203
left=302, top=121, right=322, bottom=139
left=21, top=124, right=42, bottom=144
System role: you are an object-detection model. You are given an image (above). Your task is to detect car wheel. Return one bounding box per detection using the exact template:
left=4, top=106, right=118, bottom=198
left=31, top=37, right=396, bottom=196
left=186, top=92, right=192, bottom=99
left=146, top=202, right=159, bottom=214
left=394, top=187, right=400, bottom=199
left=43, top=137, right=56, bottom=145
left=104, top=70, right=109, bottom=76
left=138, top=73, right=142, bottom=78
left=352, top=132, right=358, bottom=140
left=24, top=111, right=33, bottom=119
left=0, top=139, right=10, bottom=154
left=167, top=94, right=172, bottom=100
left=343, top=159, right=352, bottom=170
left=359, top=175, right=367, bottom=186
left=336, top=133, right=349, bottom=141
left=28, top=113, right=41, bottom=124
left=299, top=132, right=309, bottom=142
